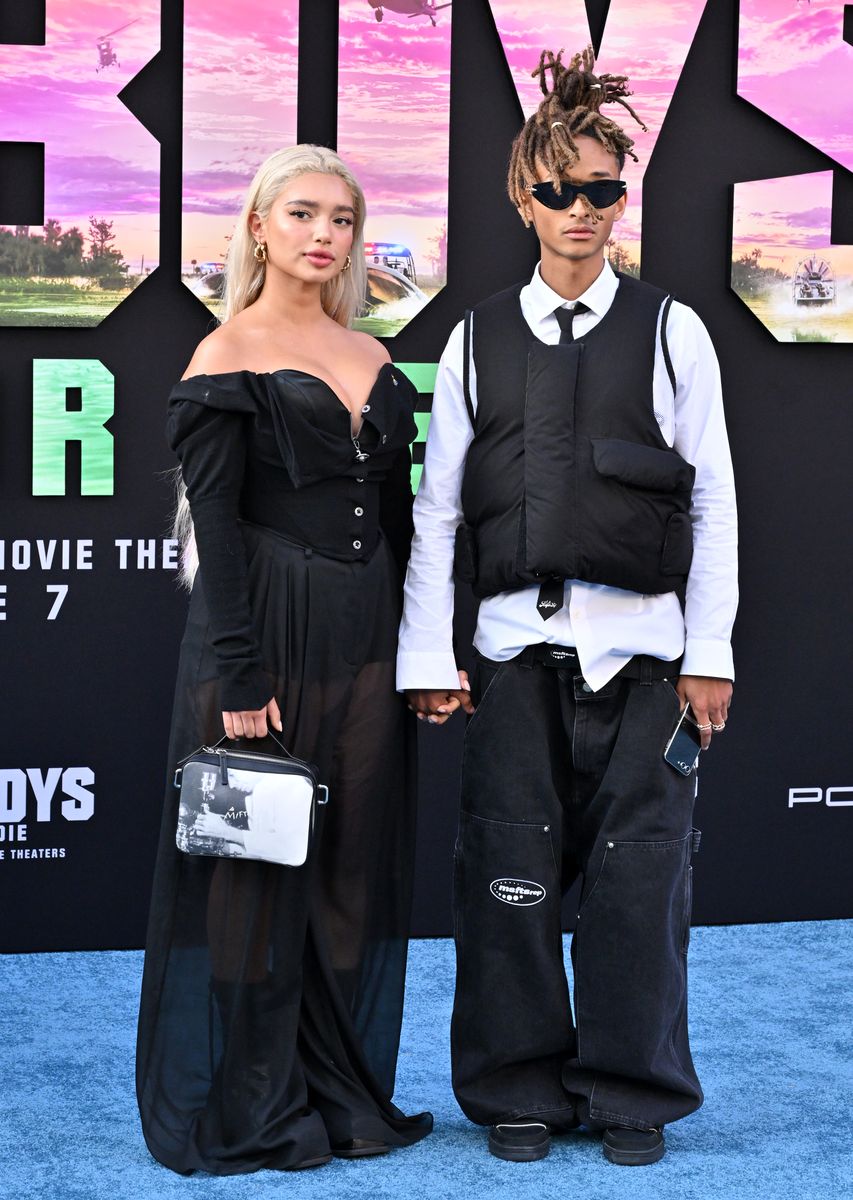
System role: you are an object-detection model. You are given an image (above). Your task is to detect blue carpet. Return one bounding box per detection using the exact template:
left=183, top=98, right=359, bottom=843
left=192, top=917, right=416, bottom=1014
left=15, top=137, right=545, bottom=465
left=1, top=922, right=851, bottom=1200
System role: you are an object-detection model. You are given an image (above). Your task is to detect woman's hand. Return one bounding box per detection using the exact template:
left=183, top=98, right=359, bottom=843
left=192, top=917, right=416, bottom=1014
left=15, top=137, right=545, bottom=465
left=221, top=697, right=283, bottom=739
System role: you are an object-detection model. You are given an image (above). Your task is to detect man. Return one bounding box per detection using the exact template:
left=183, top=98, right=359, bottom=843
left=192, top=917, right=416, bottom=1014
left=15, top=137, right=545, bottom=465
left=398, top=47, right=738, bottom=1166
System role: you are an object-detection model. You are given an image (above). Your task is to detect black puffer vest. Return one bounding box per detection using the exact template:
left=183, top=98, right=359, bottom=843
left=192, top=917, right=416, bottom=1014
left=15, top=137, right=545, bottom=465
left=455, top=274, right=694, bottom=600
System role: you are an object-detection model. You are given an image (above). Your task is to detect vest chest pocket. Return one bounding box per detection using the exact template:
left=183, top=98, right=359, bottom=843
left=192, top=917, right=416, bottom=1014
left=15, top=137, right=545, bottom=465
left=591, top=438, right=695, bottom=493
left=590, top=438, right=695, bottom=584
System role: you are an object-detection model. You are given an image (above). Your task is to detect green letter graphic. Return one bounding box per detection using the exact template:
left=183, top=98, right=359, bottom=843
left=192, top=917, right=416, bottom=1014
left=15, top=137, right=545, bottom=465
left=395, top=363, right=437, bottom=494
left=32, top=360, right=115, bottom=495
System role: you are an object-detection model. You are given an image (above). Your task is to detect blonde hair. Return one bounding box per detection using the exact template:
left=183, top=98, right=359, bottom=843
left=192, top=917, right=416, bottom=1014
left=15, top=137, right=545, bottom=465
left=176, top=145, right=368, bottom=587
left=222, top=143, right=368, bottom=325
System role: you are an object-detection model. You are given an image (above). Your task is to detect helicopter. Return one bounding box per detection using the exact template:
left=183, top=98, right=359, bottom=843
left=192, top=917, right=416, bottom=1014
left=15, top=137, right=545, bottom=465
left=368, top=1, right=452, bottom=28
left=95, top=19, right=139, bottom=72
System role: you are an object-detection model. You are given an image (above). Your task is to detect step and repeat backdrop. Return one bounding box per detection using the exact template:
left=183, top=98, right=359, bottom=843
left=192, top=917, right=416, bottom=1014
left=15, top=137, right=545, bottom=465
left=1, top=0, right=851, bottom=951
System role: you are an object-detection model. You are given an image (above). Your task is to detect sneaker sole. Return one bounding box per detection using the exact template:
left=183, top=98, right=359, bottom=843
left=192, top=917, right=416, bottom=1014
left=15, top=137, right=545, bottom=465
left=603, top=1139, right=665, bottom=1166
left=488, top=1135, right=550, bottom=1162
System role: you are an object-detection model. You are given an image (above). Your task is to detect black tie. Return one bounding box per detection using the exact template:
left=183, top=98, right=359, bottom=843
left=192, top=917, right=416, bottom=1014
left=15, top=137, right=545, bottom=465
left=537, top=304, right=589, bottom=619
left=554, top=301, right=589, bottom=343
left=537, top=577, right=564, bottom=620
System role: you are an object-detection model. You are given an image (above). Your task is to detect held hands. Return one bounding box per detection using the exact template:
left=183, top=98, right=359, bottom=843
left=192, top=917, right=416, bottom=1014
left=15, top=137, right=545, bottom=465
left=221, top=697, right=283, bottom=740
left=676, top=675, right=732, bottom=751
left=406, top=671, right=476, bottom=726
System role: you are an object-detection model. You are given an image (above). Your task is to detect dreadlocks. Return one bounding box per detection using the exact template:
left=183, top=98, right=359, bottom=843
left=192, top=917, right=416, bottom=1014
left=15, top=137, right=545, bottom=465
left=508, top=45, right=648, bottom=226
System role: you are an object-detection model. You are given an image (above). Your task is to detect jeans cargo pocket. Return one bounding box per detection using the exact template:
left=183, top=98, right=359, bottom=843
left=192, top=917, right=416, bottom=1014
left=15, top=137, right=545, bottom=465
left=575, top=832, right=692, bottom=1078
left=452, top=809, right=568, bottom=1061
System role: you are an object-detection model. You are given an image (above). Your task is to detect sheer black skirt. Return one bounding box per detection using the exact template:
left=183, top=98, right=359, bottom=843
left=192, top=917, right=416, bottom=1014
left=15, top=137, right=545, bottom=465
left=136, top=523, right=432, bottom=1174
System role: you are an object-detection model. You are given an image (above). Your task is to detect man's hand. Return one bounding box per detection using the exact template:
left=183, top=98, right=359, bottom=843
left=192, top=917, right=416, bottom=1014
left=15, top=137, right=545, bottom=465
left=676, top=675, right=732, bottom=751
left=406, top=671, right=475, bottom=725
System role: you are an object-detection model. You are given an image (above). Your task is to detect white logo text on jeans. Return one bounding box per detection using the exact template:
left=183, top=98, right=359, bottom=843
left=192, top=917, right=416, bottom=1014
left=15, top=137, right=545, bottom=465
left=490, top=878, right=546, bottom=906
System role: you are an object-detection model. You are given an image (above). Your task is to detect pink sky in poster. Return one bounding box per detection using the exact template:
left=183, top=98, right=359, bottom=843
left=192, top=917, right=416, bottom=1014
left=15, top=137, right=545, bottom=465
left=732, top=171, right=852, bottom=342
left=336, top=0, right=450, bottom=276
left=0, top=0, right=160, bottom=269
left=733, top=2, right=852, bottom=339
left=181, top=0, right=451, bottom=277
left=732, top=172, right=852, bottom=277
left=181, top=0, right=299, bottom=267
left=738, top=0, right=853, bottom=174
left=3, top=1, right=849, bottom=287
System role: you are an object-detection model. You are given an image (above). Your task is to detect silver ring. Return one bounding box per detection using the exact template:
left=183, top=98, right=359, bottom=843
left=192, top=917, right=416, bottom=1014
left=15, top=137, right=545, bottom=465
left=696, top=722, right=713, bottom=731
left=711, top=722, right=726, bottom=731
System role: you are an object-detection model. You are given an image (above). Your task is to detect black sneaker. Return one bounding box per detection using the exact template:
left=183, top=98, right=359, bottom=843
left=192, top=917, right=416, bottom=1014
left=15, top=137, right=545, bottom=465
left=602, top=1125, right=665, bottom=1165
left=488, top=1121, right=550, bottom=1162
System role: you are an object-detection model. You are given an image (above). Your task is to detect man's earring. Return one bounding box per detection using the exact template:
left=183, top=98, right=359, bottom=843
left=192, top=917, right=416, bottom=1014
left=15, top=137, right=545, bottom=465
left=341, top=254, right=352, bottom=272
left=253, top=242, right=267, bottom=263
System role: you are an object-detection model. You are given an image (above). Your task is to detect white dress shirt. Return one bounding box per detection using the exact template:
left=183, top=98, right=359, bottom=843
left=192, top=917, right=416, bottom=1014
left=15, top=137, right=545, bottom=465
left=397, top=261, right=738, bottom=692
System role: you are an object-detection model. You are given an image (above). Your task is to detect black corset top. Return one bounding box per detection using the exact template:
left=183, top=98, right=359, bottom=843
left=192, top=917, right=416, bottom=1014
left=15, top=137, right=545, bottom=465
left=168, top=361, right=418, bottom=562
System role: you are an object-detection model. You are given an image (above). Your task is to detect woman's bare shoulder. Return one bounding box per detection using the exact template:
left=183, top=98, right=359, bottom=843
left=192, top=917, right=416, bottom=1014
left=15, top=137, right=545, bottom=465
left=339, top=326, right=392, bottom=367
left=181, top=324, right=249, bottom=380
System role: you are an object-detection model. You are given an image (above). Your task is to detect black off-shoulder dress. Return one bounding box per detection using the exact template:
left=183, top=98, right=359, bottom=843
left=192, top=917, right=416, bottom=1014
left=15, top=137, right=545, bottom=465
left=136, top=363, right=432, bottom=1174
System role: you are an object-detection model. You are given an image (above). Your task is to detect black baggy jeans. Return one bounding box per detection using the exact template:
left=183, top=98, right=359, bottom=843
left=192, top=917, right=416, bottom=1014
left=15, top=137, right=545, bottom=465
left=450, top=650, right=703, bottom=1133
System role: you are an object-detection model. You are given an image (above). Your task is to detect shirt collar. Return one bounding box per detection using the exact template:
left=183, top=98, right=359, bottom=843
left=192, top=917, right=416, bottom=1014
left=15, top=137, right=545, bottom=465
left=527, top=259, right=618, bottom=322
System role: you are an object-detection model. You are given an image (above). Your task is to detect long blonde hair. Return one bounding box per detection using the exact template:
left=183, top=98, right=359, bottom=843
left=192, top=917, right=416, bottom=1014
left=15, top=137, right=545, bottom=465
left=175, top=145, right=368, bottom=587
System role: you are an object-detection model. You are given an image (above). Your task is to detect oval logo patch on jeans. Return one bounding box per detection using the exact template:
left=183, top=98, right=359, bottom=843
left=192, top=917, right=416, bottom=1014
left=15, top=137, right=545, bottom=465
left=490, top=878, right=546, bottom=906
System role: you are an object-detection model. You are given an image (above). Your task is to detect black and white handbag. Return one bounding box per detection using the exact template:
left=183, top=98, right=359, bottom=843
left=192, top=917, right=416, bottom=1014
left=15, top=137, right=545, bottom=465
left=173, top=734, right=329, bottom=867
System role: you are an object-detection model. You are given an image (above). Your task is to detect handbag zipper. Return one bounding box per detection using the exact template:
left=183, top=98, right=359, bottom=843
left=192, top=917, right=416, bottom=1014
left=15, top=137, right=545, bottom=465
left=201, top=746, right=317, bottom=778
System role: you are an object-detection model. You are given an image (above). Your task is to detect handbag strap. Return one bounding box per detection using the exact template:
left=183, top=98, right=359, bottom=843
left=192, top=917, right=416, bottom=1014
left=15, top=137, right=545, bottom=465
left=176, top=728, right=296, bottom=769
left=208, top=729, right=296, bottom=758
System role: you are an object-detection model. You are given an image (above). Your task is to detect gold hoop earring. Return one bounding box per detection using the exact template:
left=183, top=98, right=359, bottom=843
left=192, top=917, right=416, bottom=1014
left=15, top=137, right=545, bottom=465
left=253, top=242, right=267, bottom=263
left=341, top=254, right=352, bottom=273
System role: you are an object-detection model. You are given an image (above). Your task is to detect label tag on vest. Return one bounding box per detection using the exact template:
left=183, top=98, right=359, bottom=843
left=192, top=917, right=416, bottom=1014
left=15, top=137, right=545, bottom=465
left=536, top=578, right=564, bottom=620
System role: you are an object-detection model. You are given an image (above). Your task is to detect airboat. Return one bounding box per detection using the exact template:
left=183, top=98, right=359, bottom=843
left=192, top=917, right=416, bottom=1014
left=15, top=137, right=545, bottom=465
left=792, top=257, right=835, bottom=306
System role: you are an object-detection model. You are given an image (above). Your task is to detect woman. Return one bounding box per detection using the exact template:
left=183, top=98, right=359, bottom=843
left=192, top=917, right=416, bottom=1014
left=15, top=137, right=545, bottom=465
left=136, top=145, right=432, bottom=1174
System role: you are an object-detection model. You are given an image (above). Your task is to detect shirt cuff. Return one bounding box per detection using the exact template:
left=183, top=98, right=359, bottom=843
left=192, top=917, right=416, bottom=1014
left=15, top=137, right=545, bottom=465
left=396, top=649, right=461, bottom=692
left=681, top=637, right=734, bottom=681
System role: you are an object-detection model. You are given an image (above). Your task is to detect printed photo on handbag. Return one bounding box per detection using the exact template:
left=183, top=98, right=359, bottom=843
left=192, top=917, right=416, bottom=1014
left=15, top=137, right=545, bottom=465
left=173, top=735, right=329, bottom=867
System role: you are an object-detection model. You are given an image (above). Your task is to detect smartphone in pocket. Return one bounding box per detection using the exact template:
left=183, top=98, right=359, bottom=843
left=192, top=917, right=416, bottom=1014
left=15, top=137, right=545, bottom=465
left=663, top=704, right=702, bottom=776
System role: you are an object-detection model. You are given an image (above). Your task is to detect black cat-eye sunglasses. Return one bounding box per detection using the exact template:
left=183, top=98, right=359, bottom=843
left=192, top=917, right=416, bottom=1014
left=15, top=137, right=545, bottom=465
left=528, top=179, right=627, bottom=210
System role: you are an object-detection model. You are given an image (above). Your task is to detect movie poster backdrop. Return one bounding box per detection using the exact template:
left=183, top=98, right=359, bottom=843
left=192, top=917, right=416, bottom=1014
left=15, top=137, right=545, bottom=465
left=1, top=0, right=851, bottom=952
left=0, top=2, right=160, bottom=326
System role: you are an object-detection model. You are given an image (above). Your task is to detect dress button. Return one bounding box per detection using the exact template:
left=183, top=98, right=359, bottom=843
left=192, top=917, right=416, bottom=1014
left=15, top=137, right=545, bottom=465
left=381, top=434, right=387, bottom=443
left=354, top=506, right=364, bottom=517
left=362, top=404, right=371, bottom=413
left=582, top=682, right=592, bottom=693
left=356, top=477, right=364, bottom=484
left=353, top=539, right=362, bottom=550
